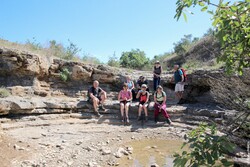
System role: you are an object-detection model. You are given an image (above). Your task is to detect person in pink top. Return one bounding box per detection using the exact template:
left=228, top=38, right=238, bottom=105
left=118, top=83, right=133, bottom=123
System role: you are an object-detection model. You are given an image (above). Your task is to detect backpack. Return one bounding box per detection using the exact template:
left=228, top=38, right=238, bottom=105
left=179, top=68, right=187, bottom=82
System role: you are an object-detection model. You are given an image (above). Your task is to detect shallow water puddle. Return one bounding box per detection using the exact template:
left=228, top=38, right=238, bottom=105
left=119, top=139, right=186, bottom=167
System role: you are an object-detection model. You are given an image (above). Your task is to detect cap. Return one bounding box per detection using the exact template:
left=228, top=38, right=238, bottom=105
left=157, top=85, right=163, bottom=89
left=141, top=84, right=147, bottom=88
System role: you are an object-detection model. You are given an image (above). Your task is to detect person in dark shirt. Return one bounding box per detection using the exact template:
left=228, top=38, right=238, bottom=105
left=88, top=80, right=107, bottom=116
left=136, top=76, right=149, bottom=92
left=153, top=61, right=162, bottom=91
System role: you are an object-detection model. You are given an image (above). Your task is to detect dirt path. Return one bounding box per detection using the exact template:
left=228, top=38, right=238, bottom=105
left=0, top=114, right=191, bottom=167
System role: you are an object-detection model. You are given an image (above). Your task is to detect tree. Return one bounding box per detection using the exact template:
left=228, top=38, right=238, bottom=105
left=120, top=49, right=149, bottom=69
left=65, top=40, right=81, bottom=60
left=108, top=52, right=120, bottom=67
left=173, top=34, right=197, bottom=55
left=175, top=0, right=250, bottom=75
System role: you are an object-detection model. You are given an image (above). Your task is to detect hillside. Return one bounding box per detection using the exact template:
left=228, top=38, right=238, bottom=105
left=163, top=36, right=222, bottom=71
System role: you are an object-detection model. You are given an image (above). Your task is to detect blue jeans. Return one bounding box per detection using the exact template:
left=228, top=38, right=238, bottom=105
left=153, top=77, right=161, bottom=91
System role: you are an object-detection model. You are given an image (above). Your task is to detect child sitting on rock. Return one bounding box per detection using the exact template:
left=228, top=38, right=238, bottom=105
left=136, top=84, right=150, bottom=122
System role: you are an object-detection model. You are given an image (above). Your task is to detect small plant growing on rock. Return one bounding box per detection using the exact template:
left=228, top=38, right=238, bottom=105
left=173, top=123, right=235, bottom=167
left=0, top=87, right=10, bottom=98
left=60, top=68, right=70, bottom=82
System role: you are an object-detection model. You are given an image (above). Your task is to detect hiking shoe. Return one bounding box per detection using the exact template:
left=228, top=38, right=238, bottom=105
left=99, top=105, right=106, bottom=111
left=126, top=117, right=129, bottom=124
left=94, top=110, right=101, bottom=117
left=137, top=116, right=141, bottom=121
left=166, top=118, right=172, bottom=125
left=177, top=98, right=185, bottom=104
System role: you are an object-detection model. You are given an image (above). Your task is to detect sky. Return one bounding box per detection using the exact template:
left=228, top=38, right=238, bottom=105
left=0, top=0, right=215, bottom=62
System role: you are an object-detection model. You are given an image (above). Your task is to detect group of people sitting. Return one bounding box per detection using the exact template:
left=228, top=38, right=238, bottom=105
left=87, top=62, right=185, bottom=125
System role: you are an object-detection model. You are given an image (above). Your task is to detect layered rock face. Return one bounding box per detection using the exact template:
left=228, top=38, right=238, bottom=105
left=0, top=46, right=249, bottom=116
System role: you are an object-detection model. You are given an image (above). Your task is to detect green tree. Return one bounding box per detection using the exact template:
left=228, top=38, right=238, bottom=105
left=173, top=34, right=197, bottom=55
left=108, top=52, right=120, bottom=67
left=120, top=49, right=149, bottom=69
left=175, top=0, right=250, bottom=74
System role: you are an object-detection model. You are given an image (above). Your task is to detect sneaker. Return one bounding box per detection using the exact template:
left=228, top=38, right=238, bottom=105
left=137, top=116, right=141, bottom=121
left=166, top=118, right=172, bottom=125
left=126, top=117, right=129, bottom=124
left=99, top=104, right=106, bottom=111
left=94, top=110, right=101, bottom=117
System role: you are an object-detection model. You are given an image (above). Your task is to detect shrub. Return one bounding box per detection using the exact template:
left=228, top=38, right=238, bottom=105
left=0, top=87, right=10, bottom=98
left=60, top=68, right=71, bottom=82
left=173, top=123, right=235, bottom=167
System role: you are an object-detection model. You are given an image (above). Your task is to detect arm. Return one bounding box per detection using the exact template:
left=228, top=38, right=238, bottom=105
left=159, top=66, right=163, bottom=76
left=145, top=92, right=150, bottom=103
left=131, top=81, right=135, bottom=89
left=181, top=75, right=184, bottom=82
left=100, top=88, right=107, bottom=98
left=154, top=94, right=159, bottom=105
left=162, top=94, right=167, bottom=104
left=136, top=91, right=141, bottom=99
left=128, top=91, right=133, bottom=101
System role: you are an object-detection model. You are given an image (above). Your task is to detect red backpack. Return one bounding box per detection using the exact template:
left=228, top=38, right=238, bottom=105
left=180, top=68, right=187, bottom=82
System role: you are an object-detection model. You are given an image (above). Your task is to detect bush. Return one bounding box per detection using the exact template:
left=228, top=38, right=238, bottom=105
left=60, top=68, right=71, bottom=82
left=173, top=123, right=234, bottom=167
left=0, top=87, right=10, bottom=98
left=120, top=49, right=149, bottom=70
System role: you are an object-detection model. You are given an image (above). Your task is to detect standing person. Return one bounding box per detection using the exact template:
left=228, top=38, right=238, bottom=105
left=136, top=76, right=149, bottom=92
left=125, top=76, right=136, bottom=101
left=173, top=64, right=184, bottom=102
left=118, top=83, right=132, bottom=123
left=154, top=85, right=171, bottom=125
left=153, top=61, right=162, bottom=91
left=88, top=80, right=107, bottom=117
left=136, top=84, right=150, bottom=122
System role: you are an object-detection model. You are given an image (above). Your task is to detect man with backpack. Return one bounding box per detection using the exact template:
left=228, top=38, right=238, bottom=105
left=173, top=64, right=186, bottom=104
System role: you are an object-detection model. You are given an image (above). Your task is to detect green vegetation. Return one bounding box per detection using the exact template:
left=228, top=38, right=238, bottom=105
left=175, top=0, right=250, bottom=75
left=173, top=123, right=235, bottom=167
left=120, top=49, right=150, bottom=70
left=60, top=68, right=71, bottom=82
left=0, top=87, right=10, bottom=98
left=108, top=53, right=120, bottom=67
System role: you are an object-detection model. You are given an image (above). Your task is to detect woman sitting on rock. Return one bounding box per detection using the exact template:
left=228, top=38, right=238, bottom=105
left=125, top=76, right=136, bottom=101
left=154, top=85, right=171, bottom=125
left=136, top=84, right=150, bottom=122
left=118, top=83, right=133, bottom=123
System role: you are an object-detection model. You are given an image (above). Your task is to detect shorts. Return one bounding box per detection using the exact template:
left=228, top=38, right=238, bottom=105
left=139, top=101, right=148, bottom=106
left=120, top=101, right=131, bottom=105
left=175, top=82, right=184, bottom=92
left=88, top=96, right=102, bottom=104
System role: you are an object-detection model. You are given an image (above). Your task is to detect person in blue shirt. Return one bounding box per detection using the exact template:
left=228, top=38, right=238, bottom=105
left=173, top=64, right=184, bottom=101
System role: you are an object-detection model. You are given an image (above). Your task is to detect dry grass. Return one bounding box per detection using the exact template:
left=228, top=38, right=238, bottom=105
left=0, top=87, right=10, bottom=98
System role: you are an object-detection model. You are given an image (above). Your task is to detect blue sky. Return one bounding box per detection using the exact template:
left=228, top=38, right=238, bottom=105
left=0, top=0, right=214, bottom=62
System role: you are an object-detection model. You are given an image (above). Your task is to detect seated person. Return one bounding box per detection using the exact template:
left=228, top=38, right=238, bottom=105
left=88, top=80, right=107, bottom=117
left=137, top=76, right=149, bottom=92
left=154, top=85, right=171, bottom=125
left=125, top=76, right=136, bottom=101
left=118, top=83, right=132, bottom=123
left=136, top=84, right=150, bottom=122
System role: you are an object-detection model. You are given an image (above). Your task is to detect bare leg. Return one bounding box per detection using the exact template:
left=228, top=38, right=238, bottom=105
left=120, top=103, right=125, bottom=118
left=125, top=103, right=130, bottom=118
left=143, top=105, right=148, bottom=116
left=100, top=92, right=107, bottom=104
left=138, top=104, right=142, bottom=117
left=93, top=98, right=99, bottom=111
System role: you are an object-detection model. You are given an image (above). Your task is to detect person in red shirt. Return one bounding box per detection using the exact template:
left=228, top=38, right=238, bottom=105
left=136, top=84, right=150, bottom=122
